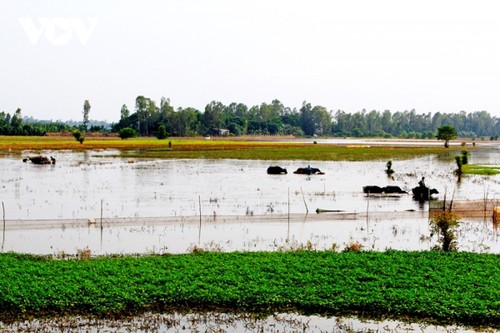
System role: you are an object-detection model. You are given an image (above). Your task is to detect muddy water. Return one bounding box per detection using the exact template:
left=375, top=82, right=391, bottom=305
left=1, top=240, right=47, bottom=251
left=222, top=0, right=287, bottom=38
left=1, top=148, right=500, bottom=255
left=1, top=148, right=499, bottom=332
left=0, top=312, right=490, bottom=333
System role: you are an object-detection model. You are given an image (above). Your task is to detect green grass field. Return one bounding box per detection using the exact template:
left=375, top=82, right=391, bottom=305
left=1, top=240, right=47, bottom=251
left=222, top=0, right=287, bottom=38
left=0, top=135, right=467, bottom=161
left=0, top=251, right=498, bottom=328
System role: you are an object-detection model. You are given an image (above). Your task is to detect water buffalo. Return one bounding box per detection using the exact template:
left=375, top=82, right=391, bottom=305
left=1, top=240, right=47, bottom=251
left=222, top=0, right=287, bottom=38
left=384, top=186, right=407, bottom=194
left=363, top=185, right=384, bottom=194
left=267, top=166, right=287, bottom=175
left=412, top=186, right=439, bottom=201
left=293, top=167, right=324, bottom=175
left=363, top=185, right=407, bottom=195
left=23, top=155, right=55, bottom=165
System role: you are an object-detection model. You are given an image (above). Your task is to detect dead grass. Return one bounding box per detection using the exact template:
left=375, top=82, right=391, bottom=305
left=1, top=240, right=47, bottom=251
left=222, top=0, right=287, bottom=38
left=430, top=199, right=500, bottom=218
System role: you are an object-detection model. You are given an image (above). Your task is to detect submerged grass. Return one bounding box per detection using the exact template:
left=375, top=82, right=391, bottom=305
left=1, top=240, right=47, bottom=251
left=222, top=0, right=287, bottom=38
left=0, top=136, right=466, bottom=161
left=463, top=164, right=500, bottom=175
left=0, top=251, right=498, bottom=328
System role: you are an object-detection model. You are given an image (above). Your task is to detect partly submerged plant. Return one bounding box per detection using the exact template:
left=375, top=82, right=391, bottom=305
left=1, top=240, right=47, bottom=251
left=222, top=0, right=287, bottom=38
left=454, top=155, right=463, bottom=176
left=343, top=241, right=363, bottom=252
left=461, top=150, right=469, bottom=165
left=385, top=160, right=394, bottom=176
left=430, top=211, right=460, bottom=251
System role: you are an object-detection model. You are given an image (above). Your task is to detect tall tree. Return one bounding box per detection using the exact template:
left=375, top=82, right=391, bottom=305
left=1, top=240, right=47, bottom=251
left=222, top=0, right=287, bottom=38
left=311, top=105, right=332, bottom=136
left=120, top=104, right=130, bottom=120
left=299, top=102, right=314, bottom=136
left=83, top=100, right=91, bottom=131
left=11, top=108, right=23, bottom=130
left=135, top=96, right=150, bottom=135
left=203, top=101, right=225, bottom=135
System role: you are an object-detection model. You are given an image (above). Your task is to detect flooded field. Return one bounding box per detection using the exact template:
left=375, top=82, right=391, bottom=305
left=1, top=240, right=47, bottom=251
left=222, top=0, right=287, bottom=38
left=1, top=147, right=499, bottom=333
left=1, top=147, right=499, bottom=255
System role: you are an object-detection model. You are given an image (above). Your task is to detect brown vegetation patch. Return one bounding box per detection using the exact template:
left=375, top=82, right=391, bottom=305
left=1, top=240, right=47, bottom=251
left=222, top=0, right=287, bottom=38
left=430, top=200, right=500, bottom=219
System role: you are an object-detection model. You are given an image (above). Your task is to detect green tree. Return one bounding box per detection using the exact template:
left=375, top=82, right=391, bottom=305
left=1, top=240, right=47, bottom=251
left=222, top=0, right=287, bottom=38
left=11, top=108, right=23, bottom=131
left=135, top=96, right=149, bottom=135
left=203, top=101, right=225, bottom=135
left=313, top=105, right=332, bottom=136
left=436, top=125, right=457, bottom=148
left=299, top=102, right=314, bottom=136
left=83, top=100, right=91, bottom=131
left=300, top=102, right=331, bottom=136
left=120, top=104, right=130, bottom=120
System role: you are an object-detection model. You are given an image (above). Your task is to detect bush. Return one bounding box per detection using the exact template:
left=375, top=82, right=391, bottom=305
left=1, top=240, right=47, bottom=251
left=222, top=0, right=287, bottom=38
left=156, top=124, right=168, bottom=140
left=118, top=127, right=137, bottom=139
left=72, top=129, right=85, bottom=144
left=454, top=156, right=463, bottom=176
left=385, top=160, right=394, bottom=176
left=461, top=150, right=469, bottom=165
left=430, top=211, right=460, bottom=251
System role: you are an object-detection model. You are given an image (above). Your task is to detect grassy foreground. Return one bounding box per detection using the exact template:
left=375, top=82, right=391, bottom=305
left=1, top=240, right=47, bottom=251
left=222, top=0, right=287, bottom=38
left=0, top=251, right=498, bottom=328
left=0, top=135, right=466, bottom=161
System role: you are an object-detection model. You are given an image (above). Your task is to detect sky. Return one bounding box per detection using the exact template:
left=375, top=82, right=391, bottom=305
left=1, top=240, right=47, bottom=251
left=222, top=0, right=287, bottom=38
left=2, top=0, right=500, bottom=122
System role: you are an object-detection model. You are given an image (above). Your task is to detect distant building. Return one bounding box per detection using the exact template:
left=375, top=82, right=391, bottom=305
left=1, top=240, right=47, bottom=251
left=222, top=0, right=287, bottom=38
left=218, top=129, right=230, bottom=136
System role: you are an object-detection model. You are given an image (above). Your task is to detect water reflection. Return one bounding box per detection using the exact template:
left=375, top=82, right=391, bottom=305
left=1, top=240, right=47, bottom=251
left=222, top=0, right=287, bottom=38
left=1, top=213, right=498, bottom=255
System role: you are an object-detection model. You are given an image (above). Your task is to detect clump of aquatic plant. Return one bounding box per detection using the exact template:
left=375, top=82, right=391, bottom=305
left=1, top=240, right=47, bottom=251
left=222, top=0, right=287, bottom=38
left=343, top=241, right=363, bottom=252
left=454, top=156, right=463, bottom=176
left=460, top=150, right=469, bottom=165
left=454, top=151, right=469, bottom=176
left=385, top=160, right=394, bottom=176
left=77, top=247, right=92, bottom=260
left=429, top=211, right=460, bottom=251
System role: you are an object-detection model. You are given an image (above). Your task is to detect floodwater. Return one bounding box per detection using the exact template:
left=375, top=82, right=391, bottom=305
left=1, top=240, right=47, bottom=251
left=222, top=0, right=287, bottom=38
left=1, top=147, right=499, bottom=255
left=1, top=311, right=492, bottom=333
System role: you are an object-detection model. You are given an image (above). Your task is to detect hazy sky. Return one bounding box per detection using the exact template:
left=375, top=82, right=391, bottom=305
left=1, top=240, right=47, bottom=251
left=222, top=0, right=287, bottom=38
left=2, top=0, right=500, bottom=122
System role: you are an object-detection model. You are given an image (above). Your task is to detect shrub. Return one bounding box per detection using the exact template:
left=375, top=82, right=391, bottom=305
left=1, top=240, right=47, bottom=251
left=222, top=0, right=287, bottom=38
left=156, top=124, right=168, bottom=140
left=430, top=211, right=460, bottom=251
left=454, top=156, right=463, bottom=176
left=461, top=150, right=469, bottom=165
left=72, top=129, right=85, bottom=144
left=385, top=160, right=394, bottom=176
left=77, top=247, right=92, bottom=260
left=118, top=127, right=137, bottom=139
left=343, top=242, right=363, bottom=252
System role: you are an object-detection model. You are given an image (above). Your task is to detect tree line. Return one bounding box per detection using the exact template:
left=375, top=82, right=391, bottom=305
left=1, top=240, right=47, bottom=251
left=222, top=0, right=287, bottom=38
left=2, top=97, right=500, bottom=138
left=0, top=109, right=58, bottom=136
left=114, top=97, right=500, bottom=139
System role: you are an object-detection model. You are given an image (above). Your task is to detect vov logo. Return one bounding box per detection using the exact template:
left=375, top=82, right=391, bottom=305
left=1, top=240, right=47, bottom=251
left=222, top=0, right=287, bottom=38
left=18, top=17, right=99, bottom=46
